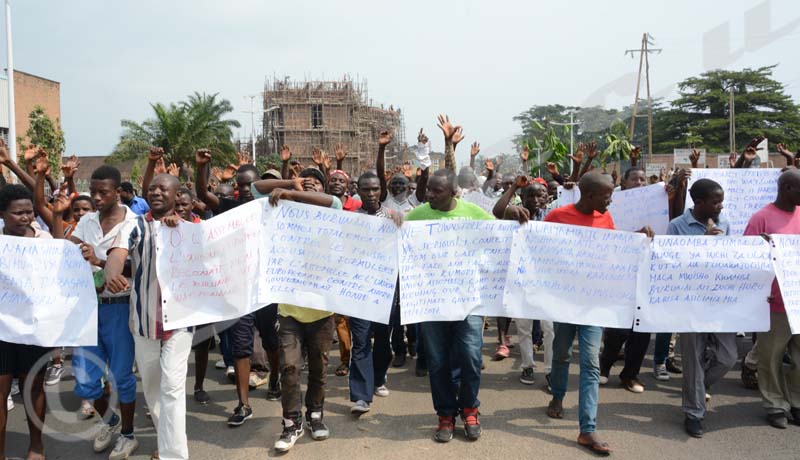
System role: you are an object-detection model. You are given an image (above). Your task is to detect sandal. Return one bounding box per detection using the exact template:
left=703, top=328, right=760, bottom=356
left=578, top=433, right=611, bottom=456
left=335, top=363, right=349, bottom=376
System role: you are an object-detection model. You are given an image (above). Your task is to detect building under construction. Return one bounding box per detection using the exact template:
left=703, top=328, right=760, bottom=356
left=261, top=76, right=405, bottom=175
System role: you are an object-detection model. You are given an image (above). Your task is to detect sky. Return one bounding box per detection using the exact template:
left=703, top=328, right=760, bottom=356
left=3, top=0, right=800, bottom=165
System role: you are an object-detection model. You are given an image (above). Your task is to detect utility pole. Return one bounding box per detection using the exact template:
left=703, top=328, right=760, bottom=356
left=5, top=0, right=16, bottom=179
left=550, top=111, right=581, bottom=174
left=625, top=33, right=662, bottom=160
left=729, top=86, right=736, bottom=154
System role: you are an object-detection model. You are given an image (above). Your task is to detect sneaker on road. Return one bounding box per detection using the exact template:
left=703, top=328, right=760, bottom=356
left=666, top=358, right=682, bottom=374
left=494, top=344, right=510, bottom=360
left=214, top=359, right=226, bottom=369
left=374, top=385, right=390, bottom=397
left=45, top=364, right=64, bottom=386
left=306, top=411, right=330, bottom=440
left=266, top=379, right=282, bottom=401
left=274, top=419, right=304, bottom=452
left=94, top=421, right=121, bottom=452
left=519, top=367, right=535, bottom=385
left=654, top=364, right=670, bottom=381
left=225, top=366, right=235, bottom=382
left=78, top=399, right=96, bottom=420
left=6, top=395, right=13, bottom=412
left=622, top=378, right=645, bottom=394
left=434, top=415, right=455, bottom=443
left=392, top=354, right=406, bottom=367
left=461, top=408, right=481, bottom=441
left=194, top=389, right=211, bottom=405
left=350, top=400, right=370, bottom=414
left=10, top=380, right=19, bottom=396
left=599, top=369, right=610, bottom=385
left=227, top=404, right=253, bottom=427
left=109, top=435, right=138, bottom=460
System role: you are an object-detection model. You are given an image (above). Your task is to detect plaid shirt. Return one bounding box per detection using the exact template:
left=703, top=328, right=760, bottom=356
left=113, top=211, right=183, bottom=340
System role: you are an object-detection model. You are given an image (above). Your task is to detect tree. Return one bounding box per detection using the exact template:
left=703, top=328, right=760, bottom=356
left=23, top=105, right=65, bottom=173
left=110, top=92, right=241, bottom=167
left=652, top=65, right=800, bottom=152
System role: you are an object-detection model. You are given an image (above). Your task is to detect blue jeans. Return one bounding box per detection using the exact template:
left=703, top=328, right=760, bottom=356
left=348, top=317, right=392, bottom=403
left=550, top=322, right=603, bottom=433
left=420, top=315, right=483, bottom=417
left=654, top=333, right=673, bottom=366
left=73, top=302, right=137, bottom=404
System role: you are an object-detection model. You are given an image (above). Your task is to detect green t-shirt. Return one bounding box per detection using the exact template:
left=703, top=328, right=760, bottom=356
left=405, top=199, right=494, bottom=221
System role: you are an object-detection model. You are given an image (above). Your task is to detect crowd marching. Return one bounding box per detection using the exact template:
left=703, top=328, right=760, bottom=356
left=0, top=113, right=799, bottom=459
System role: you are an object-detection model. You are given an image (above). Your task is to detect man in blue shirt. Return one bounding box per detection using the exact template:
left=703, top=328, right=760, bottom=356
left=667, top=178, right=736, bottom=439
left=119, top=181, right=150, bottom=215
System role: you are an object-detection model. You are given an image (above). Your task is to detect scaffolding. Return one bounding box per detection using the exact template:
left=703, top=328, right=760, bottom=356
left=262, top=75, right=406, bottom=175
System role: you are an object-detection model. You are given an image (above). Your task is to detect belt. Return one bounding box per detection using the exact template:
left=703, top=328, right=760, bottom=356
left=98, top=296, right=130, bottom=305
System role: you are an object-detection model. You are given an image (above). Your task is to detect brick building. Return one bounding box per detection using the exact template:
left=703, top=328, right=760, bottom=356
left=0, top=70, right=61, bottom=145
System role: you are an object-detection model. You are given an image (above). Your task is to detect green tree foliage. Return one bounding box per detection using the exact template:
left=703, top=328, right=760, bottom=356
left=110, top=92, right=241, bottom=167
left=23, top=105, right=65, bottom=173
left=652, top=65, right=800, bottom=152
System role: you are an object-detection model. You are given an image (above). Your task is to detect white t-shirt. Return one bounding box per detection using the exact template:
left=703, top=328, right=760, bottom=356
left=71, top=205, right=138, bottom=298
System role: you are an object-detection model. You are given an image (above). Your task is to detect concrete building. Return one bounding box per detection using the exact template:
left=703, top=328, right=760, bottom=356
left=0, top=70, right=61, bottom=146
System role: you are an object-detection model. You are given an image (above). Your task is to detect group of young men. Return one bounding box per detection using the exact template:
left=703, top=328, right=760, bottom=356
left=0, top=115, right=799, bottom=459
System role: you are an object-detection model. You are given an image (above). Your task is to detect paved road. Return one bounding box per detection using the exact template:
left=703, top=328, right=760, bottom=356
left=6, top=328, right=799, bottom=460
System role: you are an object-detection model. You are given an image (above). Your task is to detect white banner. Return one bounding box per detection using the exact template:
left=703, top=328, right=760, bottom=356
left=503, top=222, right=649, bottom=328
left=399, top=220, right=517, bottom=324
left=770, top=235, right=800, bottom=334
left=461, top=190, right=499, bottom=215
left=686, top=168, right=781, bottom=235
left=158, top=200, right=264, bottom=330
left=0, top=236, right=97, bottom=346
left=635, top=236, right=772, bottom=333
left=259, top=201, right=398, bottom=324
left=607, top=182, right=670, bottom=234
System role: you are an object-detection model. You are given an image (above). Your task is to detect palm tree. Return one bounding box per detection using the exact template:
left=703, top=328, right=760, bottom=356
left=110, top=92, right=241, bottom=167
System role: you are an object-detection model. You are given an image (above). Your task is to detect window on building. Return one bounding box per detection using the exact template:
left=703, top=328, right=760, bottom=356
left=311, top=104, right=323, bottom=128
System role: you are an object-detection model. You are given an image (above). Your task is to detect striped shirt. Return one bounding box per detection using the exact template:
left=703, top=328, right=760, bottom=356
left=113, top=211, right=182, bottom=340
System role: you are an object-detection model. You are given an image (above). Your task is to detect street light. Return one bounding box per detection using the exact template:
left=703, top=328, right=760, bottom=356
left=243, top=94, right=280, bottom=166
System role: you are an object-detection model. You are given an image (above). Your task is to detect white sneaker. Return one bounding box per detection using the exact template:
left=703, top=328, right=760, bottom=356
left=225, top=366, right=235, bottom=379
left=10, top=380, right=19, bottom=396
left=374, top=385, right=390, bottom=397
left=274, top=419, right=304, bottom=452
left=78, top=399, right=96, bottom=420
left=6, top=395, right=13, bottom=411
left=94, top=422, right=121, bottom=452
left=109, top=435, right=138, bottom=460
left=653, top=364, right=670, bottom=381
left=599, top=375, right=609, bottom=385
left=215, top=359, right=226, bottom=369
left=350, top=400, right=370, bottom=414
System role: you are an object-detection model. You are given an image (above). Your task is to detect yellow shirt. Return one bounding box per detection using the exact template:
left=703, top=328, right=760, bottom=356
left=278, top=304, right=333, bottom=323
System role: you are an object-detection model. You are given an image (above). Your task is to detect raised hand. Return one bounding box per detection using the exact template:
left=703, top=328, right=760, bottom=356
left=470, top=141, right=480, bottom=158
left=322, top=151, right=332, bottom=170
left=210, top=167, right=223, bottom=182
left=611, top=169, right=619, bottom=185
left=33, top=154, right=50, bottom=176
left=311, top=148, right=324, bottom=166
left=495, top=156, right=504, bottom=168
left=148, top=147, right=164, bottom=161
left=484, top=159, right=494, bottom=172
left=777, top=143, right=792, bottom=156
left=334, top=144, right=346, bottom=162
left=61, top=155, right=80, bottom=178
left=280, top=145, right=292, bottom=162
left=546, top=162, right=559, bottom=176
left=24, top=145, right=42, bottom=163
left=221, top=164, right=238, bottom=182
left=402, top=162, right=413, bottom=178
left=437, top=114, right=456, bottom=140
left=504, top=205, right=531, bottom=224
left=136, top=176, right=144, bottom=190
left=417, top=128, right=428, bottom=144
left=451, top=126, right=465, bottom=146
left=631, top=146, right=642, bottom=161
left=167, top=163, right=180, bottom=177
left=689, top=148, right=701, bottom=167
left=586, top=141, right=598, bottom=160
left=514, top=175, right=529, bottom=188
left=520, top=145, right=530, bottom=162
left=195, top=148, right=212, bottom=166
left=569, top=142, right=585, bottom=165
left=743, top=145, right=758, bottom=161
left=378, top=130, right=393, bottom=146
left=238, top=151, right=251, bottom=166
left=728, top=152, right=737, bottom=168
left=154, top=158, right=167, bottom=175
